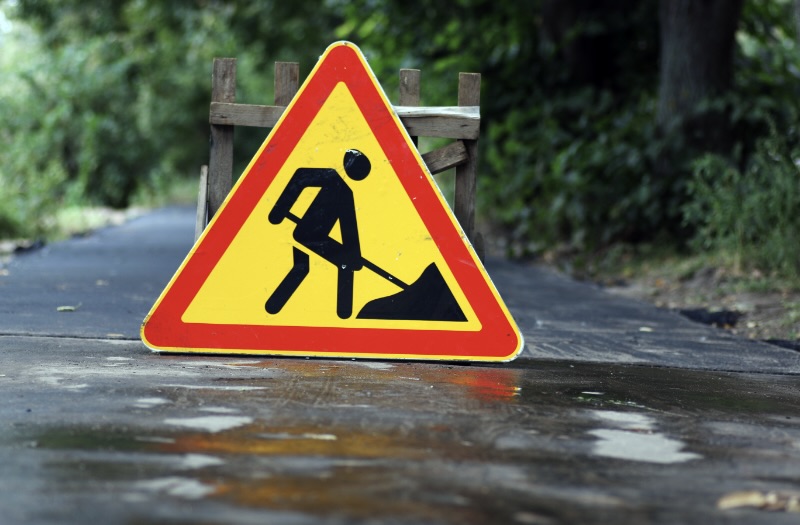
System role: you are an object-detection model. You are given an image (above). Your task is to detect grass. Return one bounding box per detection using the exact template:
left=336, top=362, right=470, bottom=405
left=130, top=174, right=200, bottom=209
left=568, top=242, right=800, bottom=293
left=43, top=207, right=146, bottom=240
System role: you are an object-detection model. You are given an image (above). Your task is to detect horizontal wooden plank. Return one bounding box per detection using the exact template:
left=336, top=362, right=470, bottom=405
left=394, top=106, right=479, bottom=119
left=397, top=106, right=479, bottom=140
left=210, top=102, right=285, bottom=128
left=399, top=115, right=478, bottom=140
left=210, top=102, right=480, bottom=139
left=421, top=141, right=468, bottom=175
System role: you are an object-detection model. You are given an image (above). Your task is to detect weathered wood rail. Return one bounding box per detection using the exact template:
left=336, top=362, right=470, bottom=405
left=209, top=103, right=479, bottom=140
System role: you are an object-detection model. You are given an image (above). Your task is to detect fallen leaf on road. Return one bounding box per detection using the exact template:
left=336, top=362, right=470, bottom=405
left=56, top=303, right=82, bottom=312
left=718, top=490, right=800, bottom=512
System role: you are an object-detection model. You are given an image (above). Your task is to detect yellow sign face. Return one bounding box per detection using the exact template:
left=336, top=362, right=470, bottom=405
left=183, top=82, right=480, bottom=332
left=141, top=41, right=523, bottom=361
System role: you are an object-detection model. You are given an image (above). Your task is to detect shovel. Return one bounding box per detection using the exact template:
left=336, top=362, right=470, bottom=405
left=284, top=212, right=466, bottom=322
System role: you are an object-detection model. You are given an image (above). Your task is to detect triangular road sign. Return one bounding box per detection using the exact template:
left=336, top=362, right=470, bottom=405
left=141, top=42, right=523, bottom=361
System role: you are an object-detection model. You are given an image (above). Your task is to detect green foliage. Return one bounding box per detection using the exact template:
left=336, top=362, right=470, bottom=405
left=683, top=125, right=800, bottom=279
left=726, top=0, right=800, bottom=160
left=0, top=19, right=68, bottom=237
left=1, top=0, right=799, bottom=285
left=336, top=0, right=662, bottom=255
left=485, top=89, right=666, bottom=255
left=677, top=0, right=800, bottom=281
left=0, top=0, right=341, bottom=238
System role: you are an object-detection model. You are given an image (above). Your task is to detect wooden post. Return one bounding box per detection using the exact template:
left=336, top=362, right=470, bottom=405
left=399, top=69, right=420, bottom=147
left=195, top=165, right=208, bottom=241
left=208, top=58, right=237, bottom=220
left=454, top=73, right=480, bottom=245
left=275, top=62, right=300, bottom=107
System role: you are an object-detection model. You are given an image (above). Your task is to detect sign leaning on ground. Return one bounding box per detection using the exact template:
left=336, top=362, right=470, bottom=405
left=141, top=41, right=523, bottom=361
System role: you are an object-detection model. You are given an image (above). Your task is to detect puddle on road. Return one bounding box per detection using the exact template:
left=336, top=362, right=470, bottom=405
left=132, top=397, right=170, bottom=409
left=178, top=453, right=225, bottom=469
left=7, top=360, right=800, bottom=524
left=165, top=384, right=268, bottom=391
left=565, top=387, right=647, bottom=410
left=198, top=406, right=241, bottom=414
left=127, top=476, right=215, bottom=501
left=163, top=416, right=254, bottom=433
left=18, top=420, right=540, bottom=524
left=588, top=410, right=701, bottom=464
left=346, top=361, right=395, bottom=370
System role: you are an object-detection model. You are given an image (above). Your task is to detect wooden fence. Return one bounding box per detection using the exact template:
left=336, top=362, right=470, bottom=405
left=198, top=59, right=482, bottom=256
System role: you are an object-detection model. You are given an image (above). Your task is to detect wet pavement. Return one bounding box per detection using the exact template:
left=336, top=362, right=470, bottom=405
left=2, top=207, right=800, bottom=524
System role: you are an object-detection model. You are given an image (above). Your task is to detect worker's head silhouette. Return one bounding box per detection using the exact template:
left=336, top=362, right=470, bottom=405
left=343, top=149, right=371, bottom=181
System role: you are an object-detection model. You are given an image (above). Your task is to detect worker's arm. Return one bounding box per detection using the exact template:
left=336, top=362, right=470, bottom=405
left=268, top=168, right=320, bottom=225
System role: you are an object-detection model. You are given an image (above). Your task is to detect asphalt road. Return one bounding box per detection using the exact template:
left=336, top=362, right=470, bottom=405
left=1, top=206, right=799, bottom=524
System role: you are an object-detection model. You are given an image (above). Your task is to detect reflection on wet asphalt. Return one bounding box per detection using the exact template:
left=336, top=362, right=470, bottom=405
left=588, top=410, right=701, bottom=464
left=3, top=341, right=800, bottom=524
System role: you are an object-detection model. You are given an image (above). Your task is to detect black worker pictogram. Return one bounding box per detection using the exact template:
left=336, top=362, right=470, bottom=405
left=265, top=149, right=466, bottom=322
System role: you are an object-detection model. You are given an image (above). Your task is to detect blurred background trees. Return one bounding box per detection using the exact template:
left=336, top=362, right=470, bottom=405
left=1, top=0, right=799, bottom=277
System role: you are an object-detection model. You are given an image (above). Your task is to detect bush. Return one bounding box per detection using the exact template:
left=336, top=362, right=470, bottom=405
left=482, top=88, right=667, bottom=256
left=683, top=125, right=800, bottom=279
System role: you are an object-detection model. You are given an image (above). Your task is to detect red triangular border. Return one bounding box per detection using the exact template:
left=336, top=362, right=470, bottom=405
left=142, top=42, right=522, bottom=361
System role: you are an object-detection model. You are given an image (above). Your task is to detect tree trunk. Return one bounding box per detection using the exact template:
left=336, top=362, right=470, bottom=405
left=794, top=0, right=800, bottom=47
left=541, top=0, right=655, bottom=90
left=657, top=0, right=743, bottom=153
